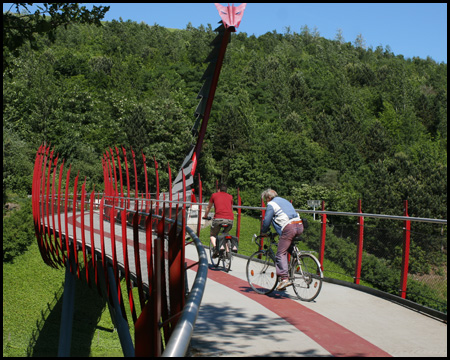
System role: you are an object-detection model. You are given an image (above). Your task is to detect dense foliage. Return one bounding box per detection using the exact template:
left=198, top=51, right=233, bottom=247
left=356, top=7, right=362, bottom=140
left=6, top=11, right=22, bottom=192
left=3, top=18, right=447, bottom=263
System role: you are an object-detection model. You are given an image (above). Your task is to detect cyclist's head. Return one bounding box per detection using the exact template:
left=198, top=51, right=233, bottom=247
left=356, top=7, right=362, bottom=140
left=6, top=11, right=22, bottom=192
left=219, top=183, right=228, bottom=192
left=261, top=188, right=278, bottom=202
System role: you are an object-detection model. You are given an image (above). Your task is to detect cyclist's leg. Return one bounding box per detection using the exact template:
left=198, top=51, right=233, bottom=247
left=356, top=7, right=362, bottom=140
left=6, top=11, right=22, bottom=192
left=276, top=225, right=296, bottom=281
left=216, top=219, right=233, bottom=251
left=210, top=220, right=222, bottom=255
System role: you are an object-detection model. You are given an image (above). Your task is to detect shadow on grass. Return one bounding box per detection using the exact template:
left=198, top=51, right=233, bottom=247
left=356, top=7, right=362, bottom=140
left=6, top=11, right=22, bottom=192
left=26, top=266, right=111, bottom=357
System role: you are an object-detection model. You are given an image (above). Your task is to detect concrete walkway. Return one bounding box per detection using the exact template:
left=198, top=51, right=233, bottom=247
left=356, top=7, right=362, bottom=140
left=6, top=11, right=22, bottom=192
left=185, top=244, right=447, bottom=357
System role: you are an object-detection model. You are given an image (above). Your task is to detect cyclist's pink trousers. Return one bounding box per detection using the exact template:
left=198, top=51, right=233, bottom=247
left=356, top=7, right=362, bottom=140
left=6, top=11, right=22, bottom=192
left=275, top=223, right=304, bottom=279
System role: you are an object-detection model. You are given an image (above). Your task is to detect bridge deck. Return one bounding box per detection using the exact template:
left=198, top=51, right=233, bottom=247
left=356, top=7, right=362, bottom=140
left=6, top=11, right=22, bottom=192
left=44, top=211, right=446, bottom=356
left=185, top=245, right=447, bottom=357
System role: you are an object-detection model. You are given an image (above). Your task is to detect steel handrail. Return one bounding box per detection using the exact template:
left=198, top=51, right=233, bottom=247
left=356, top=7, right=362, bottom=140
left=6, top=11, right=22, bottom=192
left=56, top=194, right=447, bottom=225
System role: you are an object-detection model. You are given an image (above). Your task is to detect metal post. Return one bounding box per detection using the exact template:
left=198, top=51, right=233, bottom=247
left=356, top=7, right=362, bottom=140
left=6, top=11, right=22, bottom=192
left=354, top=199, right=364, bottom=285
left=58, top=257, right=76, bottom=357
left=399, top=200, right=411, bottom=299
left=106, top=265, right=135, bottom=357
left=319, top=201, right=326, bottom=270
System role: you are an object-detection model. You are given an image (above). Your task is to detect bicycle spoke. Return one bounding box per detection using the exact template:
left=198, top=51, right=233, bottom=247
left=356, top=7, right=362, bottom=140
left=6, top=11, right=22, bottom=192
left=291, top=253, right=323, bottom=301
left=246, top=251, right=278, bottom=295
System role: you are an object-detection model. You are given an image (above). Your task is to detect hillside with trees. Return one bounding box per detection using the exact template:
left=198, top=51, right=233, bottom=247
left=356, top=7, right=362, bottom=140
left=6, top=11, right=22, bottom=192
left=4, top=17, right=446, bottom=215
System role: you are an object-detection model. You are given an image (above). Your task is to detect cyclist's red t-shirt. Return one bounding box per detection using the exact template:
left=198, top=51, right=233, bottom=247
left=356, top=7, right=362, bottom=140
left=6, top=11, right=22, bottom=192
left=210, top=192, right=234, bottom=220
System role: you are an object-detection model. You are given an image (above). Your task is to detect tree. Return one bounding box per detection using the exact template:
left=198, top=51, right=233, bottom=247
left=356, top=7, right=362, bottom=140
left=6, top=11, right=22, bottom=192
left=3, top=3, right=110, bottom=72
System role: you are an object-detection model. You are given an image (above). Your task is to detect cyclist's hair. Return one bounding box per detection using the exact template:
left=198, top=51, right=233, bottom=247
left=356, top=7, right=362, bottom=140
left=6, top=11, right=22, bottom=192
left=219, top=183, right=228, bottom=192
left=261, top=189, right=278, bottom=202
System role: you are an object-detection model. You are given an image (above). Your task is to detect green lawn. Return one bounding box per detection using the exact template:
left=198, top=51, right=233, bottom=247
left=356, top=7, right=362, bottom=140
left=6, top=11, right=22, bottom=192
left=3, top=241, right=125, bottom=357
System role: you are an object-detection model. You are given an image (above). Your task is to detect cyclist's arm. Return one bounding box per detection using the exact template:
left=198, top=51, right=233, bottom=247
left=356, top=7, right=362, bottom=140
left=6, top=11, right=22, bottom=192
left=203, top=200, right=213, bottom=218
left=261, top=204, right=274, bottom=234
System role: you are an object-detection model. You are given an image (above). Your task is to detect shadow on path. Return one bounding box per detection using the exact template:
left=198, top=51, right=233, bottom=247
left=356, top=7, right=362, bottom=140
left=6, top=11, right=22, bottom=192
left=189, top=303, right=328, bottom=357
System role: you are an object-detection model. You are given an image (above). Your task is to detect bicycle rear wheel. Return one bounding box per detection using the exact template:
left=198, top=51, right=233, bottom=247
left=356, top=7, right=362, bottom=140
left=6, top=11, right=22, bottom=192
left=222, top=239, right=232, bottom=272
left=209, top=238, right=220, bottom=267
left=246, top=250, right=278, bottom=295
left=290, top=253, right=323, bottom=301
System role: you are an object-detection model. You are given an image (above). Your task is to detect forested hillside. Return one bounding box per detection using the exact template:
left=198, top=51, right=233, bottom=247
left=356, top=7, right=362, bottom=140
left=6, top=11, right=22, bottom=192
left=3, top=18, right=447, bottom=223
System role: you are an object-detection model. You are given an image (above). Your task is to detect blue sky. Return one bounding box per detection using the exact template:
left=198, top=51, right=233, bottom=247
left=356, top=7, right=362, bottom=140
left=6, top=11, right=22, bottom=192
left=3, top=3, right=447, bottom=63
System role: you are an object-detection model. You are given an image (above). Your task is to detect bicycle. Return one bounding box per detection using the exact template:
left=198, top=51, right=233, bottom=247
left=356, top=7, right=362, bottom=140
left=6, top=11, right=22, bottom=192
left=246, top=231, right=323, bottom=301
left=204, top=217, right=234, bottom=272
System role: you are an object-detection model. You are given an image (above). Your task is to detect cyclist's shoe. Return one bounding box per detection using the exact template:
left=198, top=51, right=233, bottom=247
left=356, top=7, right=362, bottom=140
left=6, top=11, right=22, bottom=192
left=276, top=279, right=293, bottom=291
left=232, top=247, right=238, bottom=253
left=212, top=250, right=219, bottom=259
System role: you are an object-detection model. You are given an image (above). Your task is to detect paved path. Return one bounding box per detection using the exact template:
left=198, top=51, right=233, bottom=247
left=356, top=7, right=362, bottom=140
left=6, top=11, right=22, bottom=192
left=185, top=245, right=447, bottom=357
left=49, top=211, right=446, bottom=356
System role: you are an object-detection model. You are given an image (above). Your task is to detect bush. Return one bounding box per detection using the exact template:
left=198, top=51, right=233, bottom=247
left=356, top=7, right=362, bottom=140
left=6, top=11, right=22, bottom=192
left=3, top=199, right=35, bottom=262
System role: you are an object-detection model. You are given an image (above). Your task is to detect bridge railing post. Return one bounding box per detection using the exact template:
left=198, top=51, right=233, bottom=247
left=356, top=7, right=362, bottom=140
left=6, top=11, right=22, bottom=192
left=319, top=201, right=327, bottom=270
left=354, top=199, right=364, bottom=284
left=399, top=200, right=411, bottom=299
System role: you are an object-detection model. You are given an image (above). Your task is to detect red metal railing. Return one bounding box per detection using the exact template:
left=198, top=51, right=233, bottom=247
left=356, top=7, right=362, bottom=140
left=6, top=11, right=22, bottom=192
left=32, top=144, right=201, bottom=356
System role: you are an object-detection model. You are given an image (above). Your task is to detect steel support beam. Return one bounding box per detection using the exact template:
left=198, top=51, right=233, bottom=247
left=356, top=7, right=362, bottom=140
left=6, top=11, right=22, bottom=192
left=57, top=256, right=77, bottom=357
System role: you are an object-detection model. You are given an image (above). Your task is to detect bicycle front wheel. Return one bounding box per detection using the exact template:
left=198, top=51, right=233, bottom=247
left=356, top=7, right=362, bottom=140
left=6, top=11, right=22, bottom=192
left=291, top=253, right=323, bottom=301
left=246, top=250, right=278, bottom=295
left=209, top=238, right=220, bottom=267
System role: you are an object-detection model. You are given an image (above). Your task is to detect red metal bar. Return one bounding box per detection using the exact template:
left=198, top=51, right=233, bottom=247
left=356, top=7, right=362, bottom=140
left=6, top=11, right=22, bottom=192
left=57, top=160, right=66, bottom=264
left=167, top=206, right=184, bottom=340
left=399, top=200, right=411, bottom=299
left=72, top=173, right=80, bottom=278
left=110, top=199, right=119, bottom=289
left=81, top=179, right=89, bottom=284
left=319, top=200, right=326, bottom=271
left=115, top=146, right=124, bottom=209
left=109, top=147, right=118, bottom=198
left=89, top=190, right=101, bottom=294
left=50, top=155, right=62, bottom=265
left=143, top=152, right=149, bottom=214
left=33, top=145, right=49, bottom=266
left=40, top=146, right=53, bottom=265
left=133, top=210, right=145, bottom=310
left=64, top=165, right=72, bottom=271
left=236, top=188, right=241, bottom=240
left=260, top=198, right=265, bottom=252
left=192, top=27, right=234, bottom=173
left=154, top=157, right=160, bottom=217
left=99, top=197, right=109, bottom=297
left=122, top=147, right=131, bottom=210
left=121, top=208, right=137, bottom=323
left=168, top=162, right=173, bottom=220
left=354, top=199, right=364, bottom=285
left=145, top=204, right=153, bottom=293
left=45, top=149, right=55, bottom=260
left=197, top=174, right=202, bottom=237
left=131, top=148, right=138, bottom=210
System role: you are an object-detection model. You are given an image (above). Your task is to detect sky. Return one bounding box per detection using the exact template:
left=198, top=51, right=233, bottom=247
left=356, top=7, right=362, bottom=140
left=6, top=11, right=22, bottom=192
left=3, top=3, right=447, bottom=63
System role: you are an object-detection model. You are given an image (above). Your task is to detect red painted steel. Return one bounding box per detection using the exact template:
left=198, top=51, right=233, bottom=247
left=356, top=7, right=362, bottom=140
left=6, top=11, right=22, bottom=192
left=319, top=200, right=326, bottom=271
left=72, top=173, right=81, bottom=278
left=354, top=199, right=364, bottom=285
left=236, top=188, right=241, bottom=240
left=122, top=147, right=131, bottom=209
left=215, top=3, right=247, bottom=28
left=197, top=174, right=203, bottom=237
left=400, top=200, right=411, bottom=299
left=121, top=208, right=137, bottom=323
left=133, top=210, right=145, bottom=310
left=31, top=4, right=248, bottom=355
left=81, top=179, right=89, bottom=284
left=154, top=156, right=160, bottom=218
left=192, top=26, right=233, bottom=174
left=64, top=165, right=72, bottom=270
left=115, top=146, right=125, bottom=209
